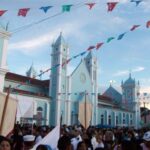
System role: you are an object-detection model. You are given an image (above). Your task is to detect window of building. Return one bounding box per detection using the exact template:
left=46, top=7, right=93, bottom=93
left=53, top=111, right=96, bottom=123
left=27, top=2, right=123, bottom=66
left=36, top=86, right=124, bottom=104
left=108, top=115, right=111, bottom=125
left=123, top=113, right=125, bottom=118
left=116, top=116, right=118, bottom=125
left=101, top=115, right=104, bottom=125
left=123, top=119, right=125, bottom=124
left=37, top=107, right=43, bottom=112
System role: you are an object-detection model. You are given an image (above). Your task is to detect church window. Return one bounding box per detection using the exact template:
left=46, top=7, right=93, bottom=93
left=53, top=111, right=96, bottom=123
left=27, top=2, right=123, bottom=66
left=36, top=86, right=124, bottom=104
left=108, top=115, right=111, bottom=125
left=37, top=107, right=43, bottom=112
left=116, top=116, right=118, bottom=125
left=101, top=115, right=104, bottom=125
left=123, top=113, right=125, bottom=118
left=64, top=48, right=65, bottom=51
left=130, top=120, right=132, bottom=125
left=123, top=119, right=125, bottom=124
left=56, top=48, right=58, bottom=51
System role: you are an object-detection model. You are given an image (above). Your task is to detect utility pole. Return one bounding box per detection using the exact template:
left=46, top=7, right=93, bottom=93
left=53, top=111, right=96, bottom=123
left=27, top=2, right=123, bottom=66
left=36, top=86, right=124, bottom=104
left=0, top=85, right=11, bottom=134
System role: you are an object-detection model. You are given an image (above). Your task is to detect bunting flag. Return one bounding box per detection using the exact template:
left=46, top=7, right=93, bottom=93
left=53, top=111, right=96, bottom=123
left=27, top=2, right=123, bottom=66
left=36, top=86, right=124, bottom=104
left=73, top=54, right=80, bottom=59
left=131, top=0, right=142, bottom=6
left=87, top=46, right=95, bottom=51
left=85, top=3, right=96, bottom=10
left=96, top=42, right=104, bottom=50
left=107, top=37, right=115, bottom=43
left=18, top=8, right=30, bottom=17
left=66, top=58, right=72, bottom=64
left=62, top=5, right=73, bottom=12
left=107, top=2, right=118, bottom=12
left=146, top=20, right=150, bottom=28
left=40, top=6, right=53, bottom=13
left=130, top=25, right=140, bottom=31
left=117, top=32, right=126, bottom=40
left=80, top=51, right=87, bottom=56
left=0, top=10, right=7, bottom=16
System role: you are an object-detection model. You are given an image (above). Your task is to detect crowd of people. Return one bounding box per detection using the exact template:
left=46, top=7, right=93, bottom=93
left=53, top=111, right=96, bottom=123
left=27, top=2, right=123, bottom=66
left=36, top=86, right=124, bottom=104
left=0, top=124, right=150, bottom=150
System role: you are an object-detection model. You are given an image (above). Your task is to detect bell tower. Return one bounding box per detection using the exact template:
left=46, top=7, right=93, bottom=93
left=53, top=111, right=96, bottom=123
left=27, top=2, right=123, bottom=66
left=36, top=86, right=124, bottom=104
left=49, top=33, right=69, bottom=126
left=0, top=28, right=10, bottom=92
left=85, top=51, right=98, bottom=125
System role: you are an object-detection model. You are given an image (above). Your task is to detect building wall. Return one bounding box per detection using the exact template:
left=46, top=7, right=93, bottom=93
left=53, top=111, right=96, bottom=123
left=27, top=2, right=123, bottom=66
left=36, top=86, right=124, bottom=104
left=97, top=106, right=134, bottom=127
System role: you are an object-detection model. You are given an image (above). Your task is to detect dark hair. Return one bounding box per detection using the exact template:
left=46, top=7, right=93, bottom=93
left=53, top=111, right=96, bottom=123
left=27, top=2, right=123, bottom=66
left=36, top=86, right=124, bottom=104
left=57, top=135, right=71, bottom=150
left=77, top=141, right=88, bottom=150
left=36, top=144, right=52, bottom=150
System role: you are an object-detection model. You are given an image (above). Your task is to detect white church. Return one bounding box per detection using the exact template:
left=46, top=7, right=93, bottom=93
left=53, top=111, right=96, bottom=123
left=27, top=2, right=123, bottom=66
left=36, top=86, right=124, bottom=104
left=0, top=28, right=141, bottom=128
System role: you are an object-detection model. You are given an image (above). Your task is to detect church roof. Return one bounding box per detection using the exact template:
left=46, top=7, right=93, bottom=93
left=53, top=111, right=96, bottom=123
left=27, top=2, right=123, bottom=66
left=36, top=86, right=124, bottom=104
left=5, top=72, right=49, bottom=87
left=124, top=73, right=135, bottom=85
left=5, top=72, right=50, bottom=97
left=102, top=85, right=122, bottom=102
left=55, top=32, right=65, bottom=45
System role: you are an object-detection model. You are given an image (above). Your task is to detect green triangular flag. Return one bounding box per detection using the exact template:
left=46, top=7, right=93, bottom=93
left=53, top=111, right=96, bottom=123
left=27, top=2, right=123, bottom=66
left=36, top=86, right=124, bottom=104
left=107, top=37, right=115, bottom=43
left=62, top=5, right=73, bottom=12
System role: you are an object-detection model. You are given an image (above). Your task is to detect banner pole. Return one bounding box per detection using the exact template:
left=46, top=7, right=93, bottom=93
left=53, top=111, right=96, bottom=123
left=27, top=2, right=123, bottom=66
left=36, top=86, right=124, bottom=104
left=0, top=85, right=11, bottom=135
left=84, top=91, right=87, bottom=129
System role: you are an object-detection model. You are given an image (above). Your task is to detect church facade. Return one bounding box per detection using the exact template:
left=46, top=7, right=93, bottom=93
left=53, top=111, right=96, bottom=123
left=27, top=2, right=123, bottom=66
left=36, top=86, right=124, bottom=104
left=0, top=28, right=141, bottom=128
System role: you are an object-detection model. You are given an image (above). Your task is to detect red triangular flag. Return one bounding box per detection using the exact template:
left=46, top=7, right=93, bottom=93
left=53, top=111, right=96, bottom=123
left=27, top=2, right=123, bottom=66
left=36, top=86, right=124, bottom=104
left=0, top=10, right=7, bottom=16
left=107, top=2, right=118, bottom=12
left=85, top=3, right=96, bottom=10
left=146, top=20, right=150, bottom=28
left=130, top=25, right=140, bottom=31
left=87, top=46, right=95, bottom=51
left=96, top=42, right=104, bottom=50
left=66, top=58, right=71, bottom=64
left=62, top=62, right=66, bottom=67
left=18, top=8, right=30, bottom=17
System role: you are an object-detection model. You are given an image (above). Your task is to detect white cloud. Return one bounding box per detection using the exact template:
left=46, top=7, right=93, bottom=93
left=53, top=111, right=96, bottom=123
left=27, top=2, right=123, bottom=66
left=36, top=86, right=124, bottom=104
left=114, top=66, right=145, bottom=77
left=9, top=33, right=54, bottom=50
left=133, top=66, right=145, bottom=72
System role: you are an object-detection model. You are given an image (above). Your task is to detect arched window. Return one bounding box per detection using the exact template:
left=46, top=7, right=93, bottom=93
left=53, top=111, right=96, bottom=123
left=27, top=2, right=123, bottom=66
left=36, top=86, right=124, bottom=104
left=101, top=115, right=104, bottom=125
left=108, top=115, right=111, bottom=125
left=116, top=116, right=118, bottom=125
left=37, top=107, right=43, bottom=112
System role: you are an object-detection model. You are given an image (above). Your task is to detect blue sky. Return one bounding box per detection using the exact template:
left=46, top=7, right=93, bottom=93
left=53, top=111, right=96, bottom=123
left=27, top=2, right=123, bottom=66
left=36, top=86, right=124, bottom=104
left=0, top=0, right=150, bottom=93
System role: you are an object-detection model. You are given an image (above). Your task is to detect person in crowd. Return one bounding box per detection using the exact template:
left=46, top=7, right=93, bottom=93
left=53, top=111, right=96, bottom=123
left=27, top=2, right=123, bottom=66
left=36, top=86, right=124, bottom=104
left=0, top=138, right=12, bottom=150
left=103, top=130, right=115, bottom=150
left=12, top=128, right=24, bottom=150
left=95, top=134, right=104, bottom=149
left=36, top=144, right=52, bottom=150
left=23, top=135, right=35, bottom=150
left=57, top=135, right=73, bottom=150
left=77, top=141, right=88, bottom=150
left=140, top=131, right=150, bottom=150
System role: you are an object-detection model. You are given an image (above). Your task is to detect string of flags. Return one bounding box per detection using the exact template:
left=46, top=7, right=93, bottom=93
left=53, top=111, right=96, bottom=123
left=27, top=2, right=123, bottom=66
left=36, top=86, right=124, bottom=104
left=0, top=0, right=144, bottom=17
left=11, top=18, right=150, bottom=92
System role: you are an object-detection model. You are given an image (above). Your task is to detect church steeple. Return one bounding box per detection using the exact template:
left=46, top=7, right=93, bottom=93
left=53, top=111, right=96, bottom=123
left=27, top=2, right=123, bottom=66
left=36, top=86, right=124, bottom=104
left=55, top=32, right=65, bottom=46
left=26, top=63, right=37, bottom=78
left=50, top=33, right=69, bottom=126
